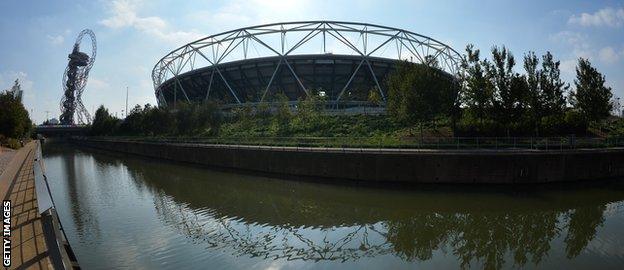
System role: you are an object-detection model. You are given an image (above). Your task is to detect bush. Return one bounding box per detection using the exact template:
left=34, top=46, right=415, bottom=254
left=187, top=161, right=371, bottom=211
left=269, top=93, right=292, bottom=136
left=5, top=138, right=21, bottom=149
left=563, top=110, right=588, bottom=135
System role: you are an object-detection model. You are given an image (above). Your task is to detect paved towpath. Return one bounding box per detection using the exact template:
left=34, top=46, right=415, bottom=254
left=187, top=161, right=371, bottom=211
left=0, top=142, right=52, bottom=270
left=0, top=146, right=16, bottom=177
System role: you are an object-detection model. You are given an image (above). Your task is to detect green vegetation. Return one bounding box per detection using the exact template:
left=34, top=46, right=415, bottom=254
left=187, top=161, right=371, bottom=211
left=0, top=81, right=31, bottom=149
left=90, top=44, right=621, bottom=147
left=90, top=102, right=221, bottom=136
left=386, top=61, right=458, bottom=126
left=569, top=58, right=614, bottom=123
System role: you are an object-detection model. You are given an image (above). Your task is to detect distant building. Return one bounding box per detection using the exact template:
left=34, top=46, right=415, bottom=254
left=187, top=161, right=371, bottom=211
left=49, top=118, right=60, bottom=125
left=5, top=79, right=23, bottom=102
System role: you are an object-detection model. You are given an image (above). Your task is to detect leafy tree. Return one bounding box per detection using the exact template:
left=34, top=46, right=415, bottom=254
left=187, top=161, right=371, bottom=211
left=120, top=104, right=146, bottom=134
left=489, top=46, right=527, bottom=133
left=90, top=105, right=120, bottom=135
left=460, top=44, right=495, bottom=124
left=0, top=91, right=31, bottom=138
left=292, top=90, right=326, bottom=132
left=270, top=93, right=292, bottom=135
left=8, top=79, right=23, bottom=102
left=387, top=61, right=458, bottom=126
left=540, top=52, right=568, bottom=117
left=523, top=52, right=543, bottom=134
left=178, top=102, right=221, bottom=135
left=612, top=95, right=622, bottom=117
left=570, top=58, right=613, bottom=123
left=143, top=105, right=176, bottom=135
left=194, top=102, right=222, bottom=135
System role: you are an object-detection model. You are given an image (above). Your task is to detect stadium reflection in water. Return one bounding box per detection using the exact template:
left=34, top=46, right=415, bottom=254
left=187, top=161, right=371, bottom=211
left=42, top=142, right=624, bottom=270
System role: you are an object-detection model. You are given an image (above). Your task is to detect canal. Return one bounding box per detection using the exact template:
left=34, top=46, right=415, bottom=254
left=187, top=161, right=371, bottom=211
left=41, top=142, right=624, bottom=269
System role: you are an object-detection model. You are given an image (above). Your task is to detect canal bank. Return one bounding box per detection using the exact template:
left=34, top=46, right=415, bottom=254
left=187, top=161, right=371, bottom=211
left=0, top=141, right=80, bottom=270
left=71, top=137, right=624, bottom=184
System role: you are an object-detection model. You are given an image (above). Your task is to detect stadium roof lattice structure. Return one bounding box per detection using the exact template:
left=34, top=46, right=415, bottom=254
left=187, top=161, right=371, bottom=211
left=152, top=21, right=462, bottom=109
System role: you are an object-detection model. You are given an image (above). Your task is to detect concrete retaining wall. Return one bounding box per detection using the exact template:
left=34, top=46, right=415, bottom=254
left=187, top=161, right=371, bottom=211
left=71, top=138, right=624, bottom=184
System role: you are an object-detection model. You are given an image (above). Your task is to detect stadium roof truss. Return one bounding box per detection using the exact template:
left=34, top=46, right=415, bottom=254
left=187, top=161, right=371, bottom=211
left=152, top=21, right=462, bottom=107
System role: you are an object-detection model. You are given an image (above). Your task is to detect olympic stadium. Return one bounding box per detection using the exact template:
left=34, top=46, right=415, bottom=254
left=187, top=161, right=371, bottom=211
left=152, top=21, right=462, bottom=111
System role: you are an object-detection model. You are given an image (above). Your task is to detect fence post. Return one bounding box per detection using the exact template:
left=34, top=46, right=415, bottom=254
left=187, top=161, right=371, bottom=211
left=546, top=138, right=548, bottom=150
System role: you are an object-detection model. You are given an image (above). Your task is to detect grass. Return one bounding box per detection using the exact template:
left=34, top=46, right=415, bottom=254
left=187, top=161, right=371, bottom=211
left=91, top=114, right=624, bottom=149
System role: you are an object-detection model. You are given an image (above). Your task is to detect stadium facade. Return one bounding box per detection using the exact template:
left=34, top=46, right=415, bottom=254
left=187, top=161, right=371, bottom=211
left=152, top=21, right=461, bottom=110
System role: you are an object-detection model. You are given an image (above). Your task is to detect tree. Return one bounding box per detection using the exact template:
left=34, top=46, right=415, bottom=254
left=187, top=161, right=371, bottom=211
left=194, top=102, right=222, bottom=135
left=8, top=79, right=23, bottom=102
left=460, top=44, right=495, bottom=124
left=612, top=95, right=622, bottom=117
left=90, top=105, right=119, bottom=136
left=570, top=58, right=613, bottom=123
left=0, top=91, right=31, bottom=138
left=292, top=91, right=326, bottom=132
left=523, top=52, right=542, bottom=134
left=387, top=61, right=459, bottom=127
left=119, top=104, right=146, bottom=134
left=270, top=93, right=292, bottom=135
left=489, top=46, right=527, bottom=133
left=540, top=52, right=568, bottom=117
left=143, top=105, right=176, bottom=135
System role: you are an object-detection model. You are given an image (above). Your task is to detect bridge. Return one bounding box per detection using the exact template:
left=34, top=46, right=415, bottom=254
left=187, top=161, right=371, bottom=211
left=35, top=125, right=89, bottom=137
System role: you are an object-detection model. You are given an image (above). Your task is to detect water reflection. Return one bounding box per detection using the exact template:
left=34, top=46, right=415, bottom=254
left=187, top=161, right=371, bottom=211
left=42, top=142, right=624, bottom=269
left=59, top=149, right=101, bottom=240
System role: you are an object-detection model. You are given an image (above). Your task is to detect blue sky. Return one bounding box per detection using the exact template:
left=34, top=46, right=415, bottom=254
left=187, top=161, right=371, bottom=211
left=1, top=0, right=623, bottom=124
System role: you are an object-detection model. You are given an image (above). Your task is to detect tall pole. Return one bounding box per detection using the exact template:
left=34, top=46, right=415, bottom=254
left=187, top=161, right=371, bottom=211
left=125, top=86, right=129, bottom=118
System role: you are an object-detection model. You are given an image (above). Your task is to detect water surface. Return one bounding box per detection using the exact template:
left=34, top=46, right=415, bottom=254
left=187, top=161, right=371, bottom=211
left=41, top=142, right=624, bottom=269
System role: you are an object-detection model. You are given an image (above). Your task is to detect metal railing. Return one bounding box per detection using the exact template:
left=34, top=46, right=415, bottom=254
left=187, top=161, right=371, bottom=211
left=77, top=136, right=624, bottom=151
left=34, top=141, right=81, bottom=269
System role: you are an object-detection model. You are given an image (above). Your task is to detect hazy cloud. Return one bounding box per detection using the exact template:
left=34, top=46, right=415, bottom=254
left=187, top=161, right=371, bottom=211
left=88, top=77, right=111, bottom=92
left=568, top=7, right=624, bottom=27
left=550, top=31, right=593, bottom=60
left=559, top=59, right=577, bottom=77
left=187, top=0, right=316, bottom=32
left=100, top=0, right=203, bottom=44
left=550, top=31, right=589, bottom=48
left=598, top=46, right=621, bottom=64
left=46, top=34, right=64, bottom=45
